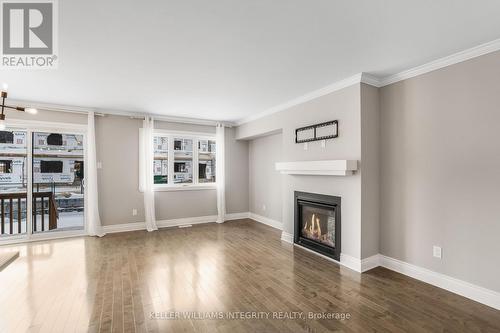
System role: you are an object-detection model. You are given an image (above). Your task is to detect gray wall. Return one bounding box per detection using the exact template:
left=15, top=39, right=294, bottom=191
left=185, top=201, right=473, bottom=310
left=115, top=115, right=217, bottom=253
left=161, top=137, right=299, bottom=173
left=380, top=50, right=500, bottom=292
left=153, top=121, right=217, bottom=220
left=155, top=121, right=215, bottom=134
left=5, top=108, right=87, bottom=124
left=225, top=127, right=250, bottom=214
left=238, top=84, right=363, bottom=259
left=95, top=115, right=146, bottom=225
left=248, top=133, right=283, bottom=221
left=155, top=190, right=217, bottom=219
left=95, top=115, right=248, bottom=225
left=360, top=84, right=380, bottom=258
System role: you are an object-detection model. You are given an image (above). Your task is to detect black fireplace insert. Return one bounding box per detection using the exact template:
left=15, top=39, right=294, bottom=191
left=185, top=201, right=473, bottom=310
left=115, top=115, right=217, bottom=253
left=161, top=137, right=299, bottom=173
left=294, top=191, right=341, bottom=261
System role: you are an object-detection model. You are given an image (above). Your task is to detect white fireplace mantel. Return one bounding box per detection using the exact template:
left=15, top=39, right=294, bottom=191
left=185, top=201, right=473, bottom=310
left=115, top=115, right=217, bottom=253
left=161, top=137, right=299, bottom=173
left=275, top=160, right=358, bottom=176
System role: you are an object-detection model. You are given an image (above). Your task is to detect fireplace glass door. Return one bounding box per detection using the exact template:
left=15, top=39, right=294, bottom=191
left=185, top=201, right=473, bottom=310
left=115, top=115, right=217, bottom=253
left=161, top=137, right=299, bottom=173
left=300, top=204, right=336, bottom=248
left=295, top=192, right=341, bottom=260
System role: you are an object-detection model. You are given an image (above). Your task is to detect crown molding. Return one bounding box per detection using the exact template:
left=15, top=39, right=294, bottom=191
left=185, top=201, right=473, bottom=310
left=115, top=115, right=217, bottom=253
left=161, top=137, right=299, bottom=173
left=236, top=73, right=370, bottom=125
left=360, top=73, right=382, bottom=87
left=7, top=99, right=235, bottom=127
left=236, top=38, right=500, bottom=126
left=379, top=37, right=500, bottom=86
left=236, top=72, right=382, bottom=125
left=150, top=113, right=235, bottom=127
left=8, top=99, right=97, bottom=114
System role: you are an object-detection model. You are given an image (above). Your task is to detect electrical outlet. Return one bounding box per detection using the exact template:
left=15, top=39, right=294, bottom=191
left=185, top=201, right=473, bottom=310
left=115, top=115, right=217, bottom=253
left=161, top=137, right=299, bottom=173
left=132, top=208, right=137, bottom=216
left=433, top=246, right=442, bottom=259
left=262, top=204, right=266, bottom=211
left=303, top=142, right=308, bottom=150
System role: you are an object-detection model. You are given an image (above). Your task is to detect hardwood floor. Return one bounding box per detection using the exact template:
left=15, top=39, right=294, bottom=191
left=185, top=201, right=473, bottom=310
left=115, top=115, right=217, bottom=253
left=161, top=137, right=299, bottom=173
left=0, top=219, right=499, bottom=333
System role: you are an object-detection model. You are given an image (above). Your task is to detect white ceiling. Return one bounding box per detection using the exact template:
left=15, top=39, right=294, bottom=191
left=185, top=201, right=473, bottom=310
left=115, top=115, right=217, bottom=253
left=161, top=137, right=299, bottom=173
left=2, top=0, right=500, bottom=122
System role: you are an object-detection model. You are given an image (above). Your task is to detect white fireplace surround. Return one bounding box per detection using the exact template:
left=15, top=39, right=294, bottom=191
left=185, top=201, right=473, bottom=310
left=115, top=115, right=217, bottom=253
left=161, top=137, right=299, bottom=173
left=275, top=160, right=358, bottom=176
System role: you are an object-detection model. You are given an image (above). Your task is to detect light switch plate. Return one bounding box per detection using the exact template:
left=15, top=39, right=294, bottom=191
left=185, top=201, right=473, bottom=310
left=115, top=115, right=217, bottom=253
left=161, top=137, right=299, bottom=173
left=433, top=246, right=442, bottom=259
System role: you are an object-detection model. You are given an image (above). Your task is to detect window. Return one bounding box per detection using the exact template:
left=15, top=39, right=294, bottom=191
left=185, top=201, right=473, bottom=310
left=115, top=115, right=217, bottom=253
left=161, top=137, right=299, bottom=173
left=198, top=139, right=216, bottom=183
left=0, top=131, right=14, bottom=144
left=153, top=132, right=216, bottom=189
left=153, top=136, right=168, bottom=184
left=40, top=160, right=63, bottom=173
left=0, top=160, right=12, bottom=173
left=173, top=138, right=193, bottom=184
left=47, top=133, right=63, bottom=146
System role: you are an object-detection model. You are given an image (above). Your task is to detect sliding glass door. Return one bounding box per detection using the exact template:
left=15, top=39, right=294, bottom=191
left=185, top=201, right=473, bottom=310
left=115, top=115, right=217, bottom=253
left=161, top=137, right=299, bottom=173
left=0, top=128, right=28, bottom=237
left=32, top=131, right=85, bottom=233
left=0, top=125, right=86, bottom=241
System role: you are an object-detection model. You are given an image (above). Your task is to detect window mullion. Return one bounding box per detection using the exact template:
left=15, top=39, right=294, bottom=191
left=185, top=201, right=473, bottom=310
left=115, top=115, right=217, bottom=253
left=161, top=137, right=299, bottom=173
left=26, top=128, right=33, bottom=238
left=168, top=136, right=174, bottom=185
left=193, top=137, right=199, bottom=185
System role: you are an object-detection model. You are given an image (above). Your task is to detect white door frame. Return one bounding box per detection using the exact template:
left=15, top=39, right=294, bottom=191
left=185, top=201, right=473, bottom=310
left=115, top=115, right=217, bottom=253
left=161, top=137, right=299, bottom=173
left=0, top=119, right=88, bottom=244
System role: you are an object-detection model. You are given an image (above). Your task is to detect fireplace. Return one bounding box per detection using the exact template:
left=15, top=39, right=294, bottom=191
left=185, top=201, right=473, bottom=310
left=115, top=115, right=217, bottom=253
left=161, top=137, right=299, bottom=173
left=294, top=191, right=341, bottom=261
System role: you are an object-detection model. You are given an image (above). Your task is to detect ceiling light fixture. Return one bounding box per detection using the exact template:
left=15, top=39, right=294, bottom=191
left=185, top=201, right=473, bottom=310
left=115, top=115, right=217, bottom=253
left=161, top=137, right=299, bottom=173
left=25, top=108, right=38, bottom=114
left=0, top=86, right=38, bottom=130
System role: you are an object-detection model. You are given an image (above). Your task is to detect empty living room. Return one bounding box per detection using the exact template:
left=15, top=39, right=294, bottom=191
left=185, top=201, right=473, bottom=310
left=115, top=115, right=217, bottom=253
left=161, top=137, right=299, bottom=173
left=1, top=1, right=500, bottom=332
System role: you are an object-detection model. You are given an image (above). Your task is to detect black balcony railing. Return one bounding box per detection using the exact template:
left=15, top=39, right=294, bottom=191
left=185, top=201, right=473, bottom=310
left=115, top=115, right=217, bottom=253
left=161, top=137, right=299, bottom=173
left=0, top=191, right=59, bottom=235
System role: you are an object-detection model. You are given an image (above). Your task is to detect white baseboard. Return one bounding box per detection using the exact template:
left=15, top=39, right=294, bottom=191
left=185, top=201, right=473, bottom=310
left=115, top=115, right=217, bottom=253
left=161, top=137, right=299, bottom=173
left=357, top=254, right=500, bottom=310
left=378, top=255, right=500, bottom=310
left=102, top=213, right=254, bottom=235
left=339, top=253, right=362, bottom=272
left=102, top=222, right=147, bottom=234
left=225, top=212, right=250, bottom=220
left=290, top=246, right=500, bottom=310
left=157, top=215, right=218, bottom=228
left=361, top=254, right=381, bottom=272
left=248, top=212, right=283, bottom=230
left=280, top=231, right=293, bottom=244
left=102, top=215, right=218, bottom=234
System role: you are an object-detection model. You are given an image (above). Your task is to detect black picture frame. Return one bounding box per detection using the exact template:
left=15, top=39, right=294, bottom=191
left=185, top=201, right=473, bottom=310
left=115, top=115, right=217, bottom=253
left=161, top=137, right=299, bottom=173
left=295, top=120, right=338, bottom=143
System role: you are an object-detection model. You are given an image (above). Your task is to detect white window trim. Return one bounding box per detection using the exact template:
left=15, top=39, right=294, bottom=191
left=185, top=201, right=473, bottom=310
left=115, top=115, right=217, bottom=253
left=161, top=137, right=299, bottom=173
left=154, top=183, right=217, bottom=192
left=153, top=129, right=217, bottom=191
